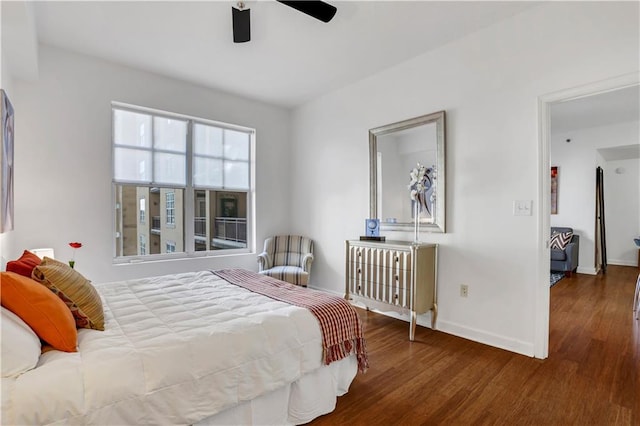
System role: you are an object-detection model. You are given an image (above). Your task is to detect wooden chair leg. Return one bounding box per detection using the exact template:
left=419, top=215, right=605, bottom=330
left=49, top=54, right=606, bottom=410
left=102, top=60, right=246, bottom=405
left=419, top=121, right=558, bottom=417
left=564, top=271, right=573, bottom=278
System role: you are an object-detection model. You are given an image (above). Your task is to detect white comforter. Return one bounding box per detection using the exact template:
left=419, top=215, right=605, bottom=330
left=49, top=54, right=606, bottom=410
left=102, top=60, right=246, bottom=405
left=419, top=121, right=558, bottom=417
left=1, top=271, right=331, bottom=425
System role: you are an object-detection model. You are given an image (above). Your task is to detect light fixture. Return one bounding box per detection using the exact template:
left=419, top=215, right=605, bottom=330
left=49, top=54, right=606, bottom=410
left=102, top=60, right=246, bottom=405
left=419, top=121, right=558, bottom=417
left=231, top=1, right=336, bottom=44
left=232, top=2, right=251, bottom=43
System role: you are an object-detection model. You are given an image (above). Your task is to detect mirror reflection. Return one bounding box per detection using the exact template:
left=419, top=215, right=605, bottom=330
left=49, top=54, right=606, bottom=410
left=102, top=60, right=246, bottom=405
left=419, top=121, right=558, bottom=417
left=369, top=111, right=446, bottom=233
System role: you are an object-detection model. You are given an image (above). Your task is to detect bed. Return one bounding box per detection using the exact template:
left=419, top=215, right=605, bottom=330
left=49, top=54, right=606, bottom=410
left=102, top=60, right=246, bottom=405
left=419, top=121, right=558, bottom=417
left=1, top=268, right=367, bottom=425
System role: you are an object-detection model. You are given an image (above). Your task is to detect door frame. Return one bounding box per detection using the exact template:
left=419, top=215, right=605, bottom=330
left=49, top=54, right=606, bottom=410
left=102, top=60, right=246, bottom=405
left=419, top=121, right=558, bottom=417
left=534, top=71, right=640, bottom=359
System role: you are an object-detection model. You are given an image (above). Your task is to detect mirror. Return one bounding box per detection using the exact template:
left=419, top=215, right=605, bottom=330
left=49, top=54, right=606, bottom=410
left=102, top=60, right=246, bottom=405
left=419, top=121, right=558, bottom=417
left=369, top=111, right=446, bottom=233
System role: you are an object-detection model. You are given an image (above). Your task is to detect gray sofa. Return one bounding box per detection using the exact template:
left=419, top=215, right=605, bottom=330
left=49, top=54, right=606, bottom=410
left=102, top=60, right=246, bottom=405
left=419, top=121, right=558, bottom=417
left=550, top=226, right=579, bottom=276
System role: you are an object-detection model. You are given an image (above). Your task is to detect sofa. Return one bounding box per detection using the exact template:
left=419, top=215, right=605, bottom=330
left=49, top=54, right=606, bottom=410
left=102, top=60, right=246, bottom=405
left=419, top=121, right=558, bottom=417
left=550, top=227, right=579, bottom=276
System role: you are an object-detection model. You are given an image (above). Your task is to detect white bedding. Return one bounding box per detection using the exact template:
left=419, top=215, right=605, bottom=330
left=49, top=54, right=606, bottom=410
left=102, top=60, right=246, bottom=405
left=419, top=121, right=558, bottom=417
left=1, top=270, right=357, bottom=425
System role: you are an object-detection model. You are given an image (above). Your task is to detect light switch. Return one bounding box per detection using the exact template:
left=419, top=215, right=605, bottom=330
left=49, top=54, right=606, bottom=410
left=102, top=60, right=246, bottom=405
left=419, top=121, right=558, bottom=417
left=513, top=200, right=532, bottom=216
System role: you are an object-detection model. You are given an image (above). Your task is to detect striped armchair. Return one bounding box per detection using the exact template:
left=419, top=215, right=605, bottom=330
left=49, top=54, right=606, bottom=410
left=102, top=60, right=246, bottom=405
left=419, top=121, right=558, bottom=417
left=257, top=235, right=314, bottom=286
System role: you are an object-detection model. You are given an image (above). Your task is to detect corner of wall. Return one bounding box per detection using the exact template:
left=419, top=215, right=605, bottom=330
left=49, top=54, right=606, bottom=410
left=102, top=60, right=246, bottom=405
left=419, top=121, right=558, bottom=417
left=0, top=232, right=11, bottom=270
left=1, top=42, right=14, bottom=93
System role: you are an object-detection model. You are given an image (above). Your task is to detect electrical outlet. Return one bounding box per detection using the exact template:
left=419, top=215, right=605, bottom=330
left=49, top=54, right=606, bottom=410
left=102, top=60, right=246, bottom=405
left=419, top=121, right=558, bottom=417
left=460, top=284, right=469, bottom=298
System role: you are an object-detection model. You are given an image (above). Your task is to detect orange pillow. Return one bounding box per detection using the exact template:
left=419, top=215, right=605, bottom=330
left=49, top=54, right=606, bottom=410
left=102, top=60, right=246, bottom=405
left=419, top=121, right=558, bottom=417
left=0, top=272, right=77, bottom=352
left=6, top=250, right=42, bottom=278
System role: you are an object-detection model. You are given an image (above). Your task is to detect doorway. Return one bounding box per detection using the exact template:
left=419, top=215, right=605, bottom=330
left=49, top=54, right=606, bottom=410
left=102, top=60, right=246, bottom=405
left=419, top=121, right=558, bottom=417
left=535, top=72, right=640, bottom=359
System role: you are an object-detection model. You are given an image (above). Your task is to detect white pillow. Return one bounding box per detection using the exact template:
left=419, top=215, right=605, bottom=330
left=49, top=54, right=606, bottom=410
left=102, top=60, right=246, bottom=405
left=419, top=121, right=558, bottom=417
left=1, top=306, right=42, bottom=378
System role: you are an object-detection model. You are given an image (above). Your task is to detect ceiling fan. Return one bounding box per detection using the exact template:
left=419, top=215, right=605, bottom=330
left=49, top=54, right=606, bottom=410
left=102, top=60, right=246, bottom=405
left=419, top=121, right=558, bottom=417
left=232, top=1, right=337, bottom=43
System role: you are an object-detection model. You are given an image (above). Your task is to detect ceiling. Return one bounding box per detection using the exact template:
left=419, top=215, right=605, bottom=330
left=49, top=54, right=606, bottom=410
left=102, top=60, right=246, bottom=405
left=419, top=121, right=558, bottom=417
left=551, top=85, right=640, bottom=134
left=552, top=85, right=640, bottom=161
left=3, top=1, right=539, bottom=108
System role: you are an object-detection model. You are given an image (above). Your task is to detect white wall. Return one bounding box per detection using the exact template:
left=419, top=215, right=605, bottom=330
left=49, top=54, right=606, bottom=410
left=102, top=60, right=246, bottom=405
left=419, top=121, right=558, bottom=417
left=9, top=45, right=291, bottom=282
left=290, top=2, right=639, bottom=356
left=551, top=120, right=640, bottom=273
left=604, top=157, right=640, bottom=266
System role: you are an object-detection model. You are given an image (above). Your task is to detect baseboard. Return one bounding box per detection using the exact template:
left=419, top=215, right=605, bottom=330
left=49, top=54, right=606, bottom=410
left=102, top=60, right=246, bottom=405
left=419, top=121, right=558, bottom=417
left=313, top=286, right=535, bottom=357
left=608, top=259, right=638, bottom=267
left=308, top=285, right=343, bottom=297
left=577, top=266, right=597, bottom=275
left=437, top=319, right=535, bottom=357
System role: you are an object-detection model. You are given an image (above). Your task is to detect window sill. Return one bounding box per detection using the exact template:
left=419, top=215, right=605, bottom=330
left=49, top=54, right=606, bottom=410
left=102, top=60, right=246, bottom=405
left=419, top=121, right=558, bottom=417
left=113, top=248, right=253, bottom=265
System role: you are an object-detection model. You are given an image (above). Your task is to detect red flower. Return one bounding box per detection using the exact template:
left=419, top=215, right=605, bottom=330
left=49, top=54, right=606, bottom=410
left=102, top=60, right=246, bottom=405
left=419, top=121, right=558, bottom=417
left=69, top=242, right=82, bottom=249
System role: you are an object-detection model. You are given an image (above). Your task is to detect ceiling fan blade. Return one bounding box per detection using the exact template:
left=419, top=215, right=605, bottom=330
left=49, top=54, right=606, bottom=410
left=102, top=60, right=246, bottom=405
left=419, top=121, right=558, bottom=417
left=232, top=6, right=251, bottom=43
left=276, top=1, right=337, bottom=23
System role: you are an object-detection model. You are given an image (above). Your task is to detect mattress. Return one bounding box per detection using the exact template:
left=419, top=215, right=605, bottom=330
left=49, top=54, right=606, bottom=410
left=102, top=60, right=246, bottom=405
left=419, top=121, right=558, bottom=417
left=1, top=270, right=358, bottom=425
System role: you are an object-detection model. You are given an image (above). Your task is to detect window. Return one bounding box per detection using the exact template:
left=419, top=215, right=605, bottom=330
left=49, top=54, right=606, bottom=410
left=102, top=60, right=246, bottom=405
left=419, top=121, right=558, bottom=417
left=139, top=235, right=146, bottom=255
left=113, top=104, right=253, bottom=261
left=166, top=192, right=175, bottom=226
left=139, top=198, right=146, bottom=224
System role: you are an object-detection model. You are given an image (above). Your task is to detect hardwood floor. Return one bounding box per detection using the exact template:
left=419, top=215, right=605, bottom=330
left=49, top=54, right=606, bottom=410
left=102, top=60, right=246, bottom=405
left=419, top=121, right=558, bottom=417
left=310, top=265, right=640, bottom=425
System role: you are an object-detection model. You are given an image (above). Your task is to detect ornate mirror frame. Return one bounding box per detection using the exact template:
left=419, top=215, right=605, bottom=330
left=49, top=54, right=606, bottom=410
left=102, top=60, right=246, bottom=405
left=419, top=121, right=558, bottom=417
left=369, top=110, right=446, bottom=233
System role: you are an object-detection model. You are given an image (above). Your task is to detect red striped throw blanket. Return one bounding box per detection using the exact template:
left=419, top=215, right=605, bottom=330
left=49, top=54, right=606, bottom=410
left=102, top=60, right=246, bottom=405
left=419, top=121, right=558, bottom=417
left=213, top=269, right=368, bottom=372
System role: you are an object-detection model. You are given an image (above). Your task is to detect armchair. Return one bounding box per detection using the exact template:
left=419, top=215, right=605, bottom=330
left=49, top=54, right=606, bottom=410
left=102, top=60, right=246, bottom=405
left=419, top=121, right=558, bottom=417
left=257, top=235, right=314, bottom=286
left=550, top=227, right=579, bottom=277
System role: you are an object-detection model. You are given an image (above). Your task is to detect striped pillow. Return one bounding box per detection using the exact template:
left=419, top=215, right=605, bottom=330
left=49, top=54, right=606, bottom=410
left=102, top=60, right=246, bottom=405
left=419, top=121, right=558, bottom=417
left=32, top=257, right=105, bottom=331
left=550, top=231, right=573, bottom=250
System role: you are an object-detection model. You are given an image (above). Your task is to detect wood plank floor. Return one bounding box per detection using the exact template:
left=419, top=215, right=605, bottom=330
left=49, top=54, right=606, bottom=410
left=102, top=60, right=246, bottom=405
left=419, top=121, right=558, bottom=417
left=310, top=265, right=640, bottom=425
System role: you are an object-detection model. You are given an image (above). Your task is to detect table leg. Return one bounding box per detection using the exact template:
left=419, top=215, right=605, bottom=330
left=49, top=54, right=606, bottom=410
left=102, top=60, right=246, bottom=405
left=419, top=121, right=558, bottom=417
left=431, top=303, right=438, bottom=329
left=410, top=311, right=417, bottom=341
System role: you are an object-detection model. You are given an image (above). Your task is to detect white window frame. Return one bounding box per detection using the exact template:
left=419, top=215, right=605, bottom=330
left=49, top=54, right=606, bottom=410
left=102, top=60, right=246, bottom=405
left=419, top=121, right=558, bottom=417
left=112, top=102, right=255, bottom=264
left=139, top=197, right=146, bottom=224
left=165, top=192, right=175, bottom=226
left=139, top=235, right=146, bottom=255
